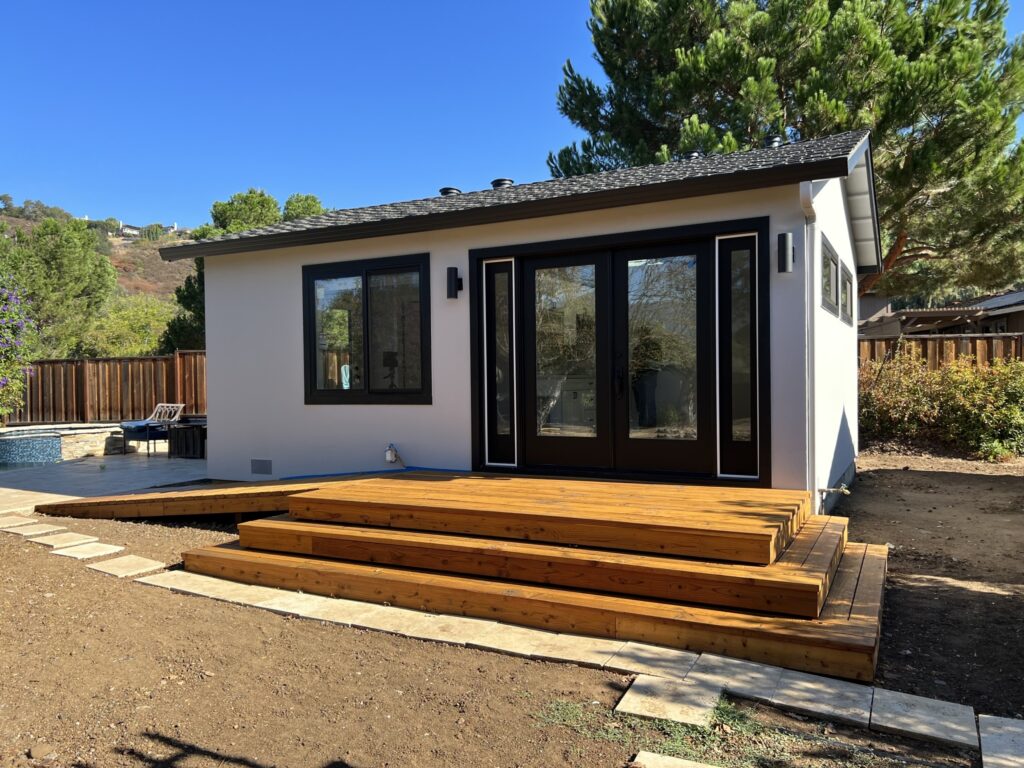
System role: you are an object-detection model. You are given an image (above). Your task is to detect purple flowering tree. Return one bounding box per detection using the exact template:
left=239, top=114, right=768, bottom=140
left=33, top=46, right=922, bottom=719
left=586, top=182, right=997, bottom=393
left=0, top=278, right=36, bottom=416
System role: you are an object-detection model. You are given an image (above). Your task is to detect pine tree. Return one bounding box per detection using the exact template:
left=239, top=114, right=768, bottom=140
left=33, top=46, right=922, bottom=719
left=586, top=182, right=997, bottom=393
left=550, top=0, right=1024, bottom=299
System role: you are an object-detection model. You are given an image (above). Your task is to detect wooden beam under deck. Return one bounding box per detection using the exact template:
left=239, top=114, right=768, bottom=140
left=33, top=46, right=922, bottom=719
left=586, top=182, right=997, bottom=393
left=183, top=540, right=887, bottom=681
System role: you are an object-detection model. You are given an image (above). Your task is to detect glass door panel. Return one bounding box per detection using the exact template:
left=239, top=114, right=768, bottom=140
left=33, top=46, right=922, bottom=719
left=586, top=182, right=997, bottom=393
left=626, top=255, right=700, bottom=441
left=718, top=235, right=758, bottom=477
left=484, top=261, right=515, bottom=465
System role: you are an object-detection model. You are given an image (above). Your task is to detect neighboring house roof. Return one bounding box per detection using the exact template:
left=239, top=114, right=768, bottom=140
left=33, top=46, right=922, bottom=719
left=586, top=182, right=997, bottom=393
left=161, top=129, right=881, bottom=272
left=859, top=288, right=1024, bottom=336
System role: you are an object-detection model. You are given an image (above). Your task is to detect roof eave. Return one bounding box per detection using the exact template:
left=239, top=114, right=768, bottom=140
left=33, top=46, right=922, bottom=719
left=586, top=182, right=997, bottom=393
left=159, top=157, right=850, bottom=261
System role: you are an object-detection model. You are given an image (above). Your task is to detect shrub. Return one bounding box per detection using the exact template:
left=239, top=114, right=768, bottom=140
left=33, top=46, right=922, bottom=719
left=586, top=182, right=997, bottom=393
left=860, top=347, right=1024, bottom=460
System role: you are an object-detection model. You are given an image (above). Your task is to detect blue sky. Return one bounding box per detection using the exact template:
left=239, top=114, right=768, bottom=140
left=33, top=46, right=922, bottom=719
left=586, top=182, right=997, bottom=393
left=2, top=1, right=1022, bottom=228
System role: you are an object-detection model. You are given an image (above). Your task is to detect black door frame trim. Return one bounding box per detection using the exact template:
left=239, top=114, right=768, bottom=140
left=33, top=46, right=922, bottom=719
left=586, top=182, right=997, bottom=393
left=468, top=217, right=772, bottom=487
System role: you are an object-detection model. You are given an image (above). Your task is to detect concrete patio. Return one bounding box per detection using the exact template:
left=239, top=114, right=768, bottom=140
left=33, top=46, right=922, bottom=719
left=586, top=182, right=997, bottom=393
left=0, top=451, right=209, bottom=514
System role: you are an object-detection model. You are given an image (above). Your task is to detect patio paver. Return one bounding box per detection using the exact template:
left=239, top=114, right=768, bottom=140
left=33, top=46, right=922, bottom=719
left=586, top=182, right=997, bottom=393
left=31, top=532, right=99, bottom=549
left=13, top=523, right=66, bottom=537
left=51, top=542, right=125, bottom=560
left=604, top=642, right=699, bottom=678
left=870, top=688, right=978, bottom=748
left=615, top=674, right=723, bottom=727
left=0, top=514, right=36, bottom=529
left=979, top=714, right=1024, bottom=768
left=133, top=569, right=281, bottom=603
left=631, top=753, right=718, bottom=768
left=87, top=555, right=165, bottom=578
left=771, top=669, right=873, bottom=726
left=525, top=633, right=625, bottom=668
left=686, top=653, right=785, bottom=703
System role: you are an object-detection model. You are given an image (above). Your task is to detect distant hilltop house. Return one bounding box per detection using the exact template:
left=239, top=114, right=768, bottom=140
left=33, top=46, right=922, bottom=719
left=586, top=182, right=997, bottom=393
left=119, top=222, right=143, bottom=238
left=859, top=288, right=1024, bottom=337
left=116, top=221, right=190, bottom=239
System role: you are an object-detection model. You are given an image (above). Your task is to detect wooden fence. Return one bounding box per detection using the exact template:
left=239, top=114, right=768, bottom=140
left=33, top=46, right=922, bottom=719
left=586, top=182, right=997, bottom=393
left=2, top=351, right=206, bottom=426
left=859, top=334, right=1024, bottom=369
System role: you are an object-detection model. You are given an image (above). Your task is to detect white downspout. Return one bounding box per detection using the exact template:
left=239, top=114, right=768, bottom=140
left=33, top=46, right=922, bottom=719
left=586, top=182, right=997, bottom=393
left=800, top=181, right=819, bottom=508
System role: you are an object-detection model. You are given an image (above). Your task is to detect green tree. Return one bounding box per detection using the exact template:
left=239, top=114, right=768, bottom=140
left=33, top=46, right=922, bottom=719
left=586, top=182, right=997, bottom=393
left=549, top=0, right=1024, bottom=299
left=141, top=223, right=164, bottom=241
left=0, top=219, right=116, bottom=357
left=283, top=193, right=325, bottom=221
left=0, top=277, right=37, bottom=415
left=79, top=294, right=176, bottom=357
left=159, top=258, right=205, bottom=352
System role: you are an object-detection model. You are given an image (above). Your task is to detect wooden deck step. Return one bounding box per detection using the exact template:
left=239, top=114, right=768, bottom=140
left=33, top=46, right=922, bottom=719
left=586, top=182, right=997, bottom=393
left=237, top=514, right=847, bottom=617
left=182, top=540, right=887, bottom=681
left=289, top=474, right=812, bottom=565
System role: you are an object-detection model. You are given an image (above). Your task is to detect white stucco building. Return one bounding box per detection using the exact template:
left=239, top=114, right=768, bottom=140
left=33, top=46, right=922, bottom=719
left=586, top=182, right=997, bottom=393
left=161, top=130, right=881, bottom=510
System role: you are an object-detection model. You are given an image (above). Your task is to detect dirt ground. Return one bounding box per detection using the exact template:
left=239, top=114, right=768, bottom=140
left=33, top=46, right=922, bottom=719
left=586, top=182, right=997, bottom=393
left=838, top=448, right=1024, bottom=719
left=0, top=451, right=1009, bottom=767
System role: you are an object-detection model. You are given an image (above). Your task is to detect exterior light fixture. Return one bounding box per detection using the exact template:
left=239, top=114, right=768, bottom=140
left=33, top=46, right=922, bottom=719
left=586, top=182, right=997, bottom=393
left=778, top=232, right=794, bottom=273
left=447, top=267, right=464, bottom=299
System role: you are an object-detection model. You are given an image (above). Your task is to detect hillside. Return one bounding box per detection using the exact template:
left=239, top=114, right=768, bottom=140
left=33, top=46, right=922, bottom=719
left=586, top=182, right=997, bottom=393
left=109, top=236, right=194, bottom=298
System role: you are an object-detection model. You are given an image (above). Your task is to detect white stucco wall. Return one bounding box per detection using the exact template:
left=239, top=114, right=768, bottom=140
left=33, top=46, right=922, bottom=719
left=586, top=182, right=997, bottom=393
left=810, top=178, right=860, bottom=500
left=203, top=186, right=814, bottom=486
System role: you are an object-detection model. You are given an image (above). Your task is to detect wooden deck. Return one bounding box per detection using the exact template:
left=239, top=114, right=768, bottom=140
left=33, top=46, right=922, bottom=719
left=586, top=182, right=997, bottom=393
left=176, top=471, right=886, bottom=681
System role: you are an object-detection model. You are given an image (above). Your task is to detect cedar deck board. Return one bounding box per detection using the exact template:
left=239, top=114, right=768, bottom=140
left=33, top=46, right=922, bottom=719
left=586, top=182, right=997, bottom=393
left=182, top=540, right=885, bottom=681
left=237, top=514, right=846, bottom=617
left=289, top=474, right=812, bottom=564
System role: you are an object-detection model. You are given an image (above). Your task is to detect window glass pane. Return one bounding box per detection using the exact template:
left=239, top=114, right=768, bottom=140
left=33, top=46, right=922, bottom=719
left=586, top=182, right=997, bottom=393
left=627, top=255, right=698, bottom=440
left=368, top=270, right=422, bottom=391
left=822, top=251, right=834, bottom=306
left=493, top=270, right=512, bottom=436
left=730, top=250, right=753, bottom=442
left=315, top=276, right=363, bottom=390
left=534, top=265, right=597, bottom=437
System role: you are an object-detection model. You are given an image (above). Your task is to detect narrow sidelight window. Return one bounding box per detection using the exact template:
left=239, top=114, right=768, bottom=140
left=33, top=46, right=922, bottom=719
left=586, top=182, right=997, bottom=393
left=822, top=238, right=840, bottom=315
left=303, top=253, right=431, bottom=404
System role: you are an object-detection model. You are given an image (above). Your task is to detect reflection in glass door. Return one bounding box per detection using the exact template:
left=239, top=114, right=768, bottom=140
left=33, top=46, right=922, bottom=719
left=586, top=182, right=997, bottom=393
left=483, top=261, right=515, bottom=465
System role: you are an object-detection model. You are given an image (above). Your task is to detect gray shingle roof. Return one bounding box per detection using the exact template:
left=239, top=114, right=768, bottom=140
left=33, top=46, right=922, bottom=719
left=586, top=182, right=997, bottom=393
left=161, top=130, right=871, bottom=261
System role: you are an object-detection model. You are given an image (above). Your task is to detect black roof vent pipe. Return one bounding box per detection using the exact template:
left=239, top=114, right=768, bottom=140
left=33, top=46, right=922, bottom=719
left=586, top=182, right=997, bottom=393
left=684, top=149, right=702, bottom=160
left=765, top=135, right=783, bottom=149
left=439, top=187, right=462, bottom=197
left=490, top=178, right=514, bottom=189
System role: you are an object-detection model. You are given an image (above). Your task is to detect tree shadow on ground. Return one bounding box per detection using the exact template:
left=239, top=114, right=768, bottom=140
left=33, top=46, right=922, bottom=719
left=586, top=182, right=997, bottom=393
left=70, top=730, right=359, bottom=768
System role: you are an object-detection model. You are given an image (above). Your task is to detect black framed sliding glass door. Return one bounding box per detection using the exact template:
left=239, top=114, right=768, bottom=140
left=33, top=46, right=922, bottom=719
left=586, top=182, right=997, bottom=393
left=478, top=229, right=761, bottom=480
left=612, top=243, right=716, bottom=473
left=519, top=253, right=613, bottom=469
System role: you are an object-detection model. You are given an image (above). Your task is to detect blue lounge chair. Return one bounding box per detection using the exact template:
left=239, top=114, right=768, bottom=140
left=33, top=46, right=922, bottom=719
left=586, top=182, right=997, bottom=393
left=121, top=403, right=185, bottom=456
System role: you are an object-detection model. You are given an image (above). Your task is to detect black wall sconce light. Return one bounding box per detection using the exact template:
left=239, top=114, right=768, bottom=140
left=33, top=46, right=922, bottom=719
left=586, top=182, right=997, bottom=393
left=778, top=232, right=794, bottom=273
left=447, top=267, right=464, bottom=299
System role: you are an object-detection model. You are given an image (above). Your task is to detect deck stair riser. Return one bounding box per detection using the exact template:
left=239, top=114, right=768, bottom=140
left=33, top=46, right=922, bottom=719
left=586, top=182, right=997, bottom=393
left=182, top=540, right=887, bottom=682
left=237, top=514, right=847, bottom=617
left=288, top=475, right=813, bottom=565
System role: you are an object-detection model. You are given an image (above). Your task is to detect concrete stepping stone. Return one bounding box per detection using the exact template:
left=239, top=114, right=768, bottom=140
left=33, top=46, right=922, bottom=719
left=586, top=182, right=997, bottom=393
left=771, top=669, right=873, bottom=726
left=464, top=622, right=568, bottom=658
left=52, top=542, right=125, bottom=560
left=134, top=570, right=281, bottom=603
left=979, top=714, right=1024, bottom=768
left=0, top=515, right=36, bottom=529
left=88, top=555, right=166, bottom=578
left=31, top=532, right=99, bottom=549
left=870, top=688, right=978, bottom=748
left=686, top=653, right=784, bottom=703
left=604, top=642, right=699, bottom=678
left=615, top=674, right=723, bottom=727
left=12, top=523, right=66, bottom=537
left=630, top=752, right=718, bottom=768
left=524, top=633, right=625, bottom=668
left=255, top=592, right=352, bottom=618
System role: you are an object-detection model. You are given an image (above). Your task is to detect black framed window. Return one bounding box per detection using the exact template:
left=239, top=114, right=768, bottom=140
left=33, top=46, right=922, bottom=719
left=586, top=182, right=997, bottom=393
left=840, top=265, right=854, bottom=324
left=303, top=253, right=431, bottom=404
left=821, top=238, right=840, bottom=315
